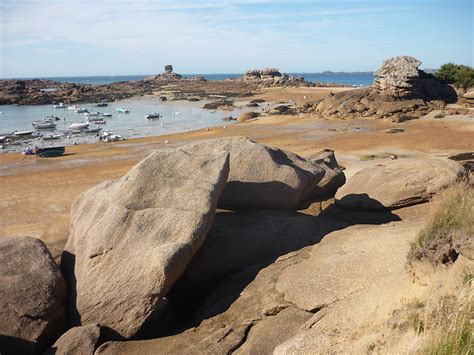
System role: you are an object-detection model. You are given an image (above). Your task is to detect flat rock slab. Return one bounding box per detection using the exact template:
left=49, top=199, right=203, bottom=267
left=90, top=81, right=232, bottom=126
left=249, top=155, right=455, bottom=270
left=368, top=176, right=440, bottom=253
left=62, top=148, right=229, bottom=338
left=335, top=158, right=465, bottom=210
left=182, top=137, right=325, bottom=210
left=0, top=236, right=66, bottom=354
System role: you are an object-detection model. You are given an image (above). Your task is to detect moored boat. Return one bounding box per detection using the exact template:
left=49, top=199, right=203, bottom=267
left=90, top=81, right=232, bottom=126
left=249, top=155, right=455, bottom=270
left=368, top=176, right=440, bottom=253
left=53, top=103, right=67, bottom=109
left=68, top=105, right=78, bottom=110
left=14, top=130, right=34, bottom=136
left=84, top=126, right=102, bottom=133
left=67, top=122, right=90, bottom=130
left=33, top=121, right=57, bottom=129
left=96, top=102, right=109, bottom=107
left=101, top=112, right=112, bottom=117
left=145, top=112, right=161, bottom=119
left=116, top=108, right=129, bottom=113
left=94, top=119, right=107, bottom=124
left=86, top=116, right=105, bottom=121
left=84, top=111, right=100, bottom=117
left=75, top=108, right=89, bottom=114
left=36, top=146, right=65, bottom=158
left=42, top=134, right=62, bottom=140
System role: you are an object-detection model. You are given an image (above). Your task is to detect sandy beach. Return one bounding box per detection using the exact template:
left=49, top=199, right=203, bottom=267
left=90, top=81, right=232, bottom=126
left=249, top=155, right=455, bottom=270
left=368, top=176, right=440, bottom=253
left=1, top=87, right=473, bottom=260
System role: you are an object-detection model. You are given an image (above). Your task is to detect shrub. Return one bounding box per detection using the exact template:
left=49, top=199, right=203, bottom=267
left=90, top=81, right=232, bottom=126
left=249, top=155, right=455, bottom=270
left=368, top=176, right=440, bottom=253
left=409, top=183, right=473, bottom=265
left=436, top=63, right=474, bottom=91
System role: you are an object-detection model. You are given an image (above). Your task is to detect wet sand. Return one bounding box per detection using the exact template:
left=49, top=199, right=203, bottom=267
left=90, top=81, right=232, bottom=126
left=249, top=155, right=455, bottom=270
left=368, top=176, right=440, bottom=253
left=1, top=88, right=473, bottom=259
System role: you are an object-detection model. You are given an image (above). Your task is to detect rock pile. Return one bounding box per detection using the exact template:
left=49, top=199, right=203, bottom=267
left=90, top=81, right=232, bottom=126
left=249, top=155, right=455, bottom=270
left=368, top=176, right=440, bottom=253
left=243, top=68, right=307, bottom=87
left=1, top=135, right=468, bottom=354
left=308, top=56, right=457, bottom=120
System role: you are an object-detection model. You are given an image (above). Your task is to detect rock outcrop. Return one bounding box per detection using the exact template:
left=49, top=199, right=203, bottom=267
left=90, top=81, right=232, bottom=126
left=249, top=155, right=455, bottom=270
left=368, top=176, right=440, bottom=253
left=335, top=158, right=466, bottom=210
left=236, top=111, right=259, bottom=121
left=311, top=56, right=457, bottom=120
left=243, top=68, right=308, bottom=87
left=0, top=236, right=67, bottom=354
left=43, top=324, right=102, bottom=355
left=181, top=137, right=325, bottom=209
left=61, top=148, right=230, bottom=338
left=308, top=149, right=346, bottom=199
left=95, top=212, right=420, bottom=355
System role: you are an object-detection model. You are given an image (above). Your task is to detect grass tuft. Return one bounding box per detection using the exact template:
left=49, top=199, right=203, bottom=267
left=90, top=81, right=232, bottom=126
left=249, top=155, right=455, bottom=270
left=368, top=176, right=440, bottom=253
left=409, top=183, right=474, bottom=265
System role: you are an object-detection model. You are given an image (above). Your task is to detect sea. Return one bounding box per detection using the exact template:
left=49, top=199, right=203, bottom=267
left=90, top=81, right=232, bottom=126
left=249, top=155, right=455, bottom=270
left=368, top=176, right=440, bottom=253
left=19, top=72, right=374, bottom=87
left=0, top=72, right=374, bottom=152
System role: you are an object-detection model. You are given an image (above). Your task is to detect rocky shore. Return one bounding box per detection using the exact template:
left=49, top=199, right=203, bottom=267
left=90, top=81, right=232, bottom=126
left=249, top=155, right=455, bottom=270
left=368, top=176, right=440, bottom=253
left=0, top=66, right=319, bottom=106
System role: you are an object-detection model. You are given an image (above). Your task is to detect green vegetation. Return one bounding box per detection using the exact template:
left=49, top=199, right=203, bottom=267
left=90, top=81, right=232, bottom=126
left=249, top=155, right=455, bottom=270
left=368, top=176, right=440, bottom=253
left=412, top=183, right=474, bottom=254
left=436, top=63, right=474, bottom=91
left=462, top=269, right=474, bottom=285
left=419, top=296, right=473, bottom=355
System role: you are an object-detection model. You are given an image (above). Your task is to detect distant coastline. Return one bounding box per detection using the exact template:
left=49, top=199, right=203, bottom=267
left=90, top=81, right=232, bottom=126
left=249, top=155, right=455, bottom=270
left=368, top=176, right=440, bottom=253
left=2, top=72, right=375, bottom=87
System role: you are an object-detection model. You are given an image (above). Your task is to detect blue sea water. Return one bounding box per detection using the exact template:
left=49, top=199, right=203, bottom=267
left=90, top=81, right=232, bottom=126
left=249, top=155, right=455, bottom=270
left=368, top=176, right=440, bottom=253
left=14, top=72, right=374, bottom=87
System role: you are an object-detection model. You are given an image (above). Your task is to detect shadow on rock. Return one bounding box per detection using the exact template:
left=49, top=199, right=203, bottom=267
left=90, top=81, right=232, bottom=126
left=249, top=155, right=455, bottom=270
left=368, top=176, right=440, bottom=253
left=140, top=197, right=401, bottom=338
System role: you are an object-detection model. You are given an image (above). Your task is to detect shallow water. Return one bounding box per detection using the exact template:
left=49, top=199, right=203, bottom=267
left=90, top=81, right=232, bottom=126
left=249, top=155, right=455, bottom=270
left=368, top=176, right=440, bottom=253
left=0, top=98, right=244, bottom=152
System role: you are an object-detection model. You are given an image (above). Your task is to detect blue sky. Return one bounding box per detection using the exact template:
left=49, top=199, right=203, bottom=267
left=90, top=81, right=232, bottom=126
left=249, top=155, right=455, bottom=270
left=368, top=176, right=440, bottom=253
left=0, top=0, right=472, bottom=77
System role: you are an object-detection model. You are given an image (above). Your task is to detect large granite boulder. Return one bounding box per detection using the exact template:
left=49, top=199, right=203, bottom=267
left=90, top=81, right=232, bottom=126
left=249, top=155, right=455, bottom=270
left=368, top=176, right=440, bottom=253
left=0, top=237, right=67, bottom=354
left=372, top=56, right=422, bottom=98
left=43, top=323, right=102, bottom=355
left=308, top=149, right=346, bottom=199
left=61, top=149, right=230, bottom=338
left=181, top=137, right=325, bottom=209
left=168, top=210, right=328, bottom=312
left=335, top=158, right=466, bottom=210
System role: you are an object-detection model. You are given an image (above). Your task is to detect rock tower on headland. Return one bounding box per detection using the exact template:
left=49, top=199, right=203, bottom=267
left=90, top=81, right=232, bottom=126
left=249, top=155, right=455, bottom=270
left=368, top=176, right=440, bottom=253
left=149, top=65, right=182, bottom=80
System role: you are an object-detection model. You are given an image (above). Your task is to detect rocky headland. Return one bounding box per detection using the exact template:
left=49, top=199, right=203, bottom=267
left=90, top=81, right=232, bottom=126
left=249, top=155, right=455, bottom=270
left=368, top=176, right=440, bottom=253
left=301, top=56, right=459, bottom=121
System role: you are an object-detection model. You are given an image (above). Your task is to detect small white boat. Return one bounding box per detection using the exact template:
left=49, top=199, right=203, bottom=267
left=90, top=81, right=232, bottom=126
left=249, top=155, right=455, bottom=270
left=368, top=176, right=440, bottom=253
left=53, top=103, right=67, bottom=109
left=95, top=119, right=107, bottom=124
left=96, top=102, right=109, bottom=107
left=174, top=111, right=182, bottom=115
left=68, top=105, right=78, bottom=110
left=101, top=112, right=112, bottom=117
left=103, top=134, right=123, bottom=142
left=75, top=108, right=89, bottom=114
left=42, top=134, right=62, bottom=140
left=116, top=108, right=129, bottom=113
left=33, top=121, right=57, bottom=129
left=145, top=112, right=161, bottom=119
left=68, top=122, right=90, bottom=130
left=14, top=130, right=34, bottom=136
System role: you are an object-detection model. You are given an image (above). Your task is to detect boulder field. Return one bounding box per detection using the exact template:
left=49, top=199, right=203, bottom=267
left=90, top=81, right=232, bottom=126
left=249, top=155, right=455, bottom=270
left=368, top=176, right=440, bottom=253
left=0, top=136, right=468, bottom=354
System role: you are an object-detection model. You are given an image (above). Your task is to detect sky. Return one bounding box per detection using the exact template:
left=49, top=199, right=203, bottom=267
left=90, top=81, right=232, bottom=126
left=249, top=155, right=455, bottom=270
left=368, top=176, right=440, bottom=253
left=0, top=0, right=472, bottom=77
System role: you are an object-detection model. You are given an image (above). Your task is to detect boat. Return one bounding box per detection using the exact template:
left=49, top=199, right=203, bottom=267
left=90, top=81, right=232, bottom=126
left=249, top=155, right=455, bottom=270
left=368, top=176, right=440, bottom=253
left=95, top=119, right=107, bottom=124
left=174, top=111, right=182, bottom=115
left=53, top=103, right=67, bottom=109
left=14, top=130, right=34, bottom=136
left=101, top=112, right=112, bottom=117
left=67, top=122, right=90, bottom=130
left=116, top=108, right=129, bottom=113
left=33, top=121, right=57, bottom=129
left=68, top=105, right=78, bottom=110
left=75, top=108, right=89, bottom=114
left=96, top=102, right=108, bottom=107
left=84, top=111, right=100, bottom=117
left=84, top=127, right=102, bottom=133
left=36, top=146, right=65, bottom=158
left=145, top=112, right=161, bottom=119
left=42, top=134, right=62, bottom=140
left=86, top=116, right=105, bottom=122
left=0, top=136, right=7, bottom=142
